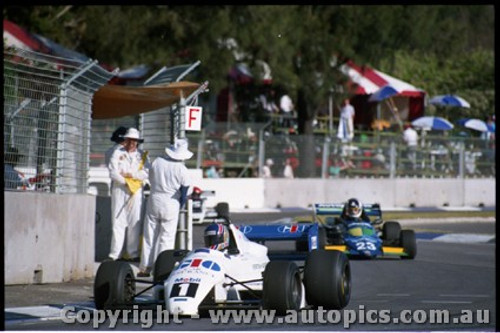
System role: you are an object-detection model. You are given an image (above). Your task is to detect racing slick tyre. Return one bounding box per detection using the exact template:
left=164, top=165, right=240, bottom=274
left=154, top=249, right=189, bottom=282
left=94, top=261, right=136, bottom=310
left=400, top=230, right=417, bottom=259
left=304, top=250, right=351, bottom=310
left=263, top=261, right=302, bottom=316
left=382, top=221, right=401, bottom=245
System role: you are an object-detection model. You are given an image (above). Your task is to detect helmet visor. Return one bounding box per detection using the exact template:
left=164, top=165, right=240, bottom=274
left=204, top=233, right=221, bottom=247
left=348, top=206, right=360, bottom=216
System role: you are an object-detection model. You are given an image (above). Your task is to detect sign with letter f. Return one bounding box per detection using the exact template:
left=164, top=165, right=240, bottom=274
left=185, top=106, right=203, bottom=131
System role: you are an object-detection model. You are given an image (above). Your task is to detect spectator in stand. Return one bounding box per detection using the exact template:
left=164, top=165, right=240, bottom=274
left=329, top=155, right=354, bottom=178
left=279, top=92, right=295, bottom=129
left=205, top=166, right=220, bottom=178
left=259, top=88, right=279, bottom=115
left=402, top=123, right=419, bottom=170
left=283, top=158, right=294, bottom=178
left=337, top=98, right=355, bottom=142
left=261, top=158, right=274, bottom=178
left=483, top=115, right=495, bottom=141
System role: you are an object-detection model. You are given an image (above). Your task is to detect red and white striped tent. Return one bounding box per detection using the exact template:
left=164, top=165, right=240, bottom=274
left=3, top=19, right=51, bottom=53
left=340, top=60, right=426, bottom=128
left=340, top=60, right=424, bottom=97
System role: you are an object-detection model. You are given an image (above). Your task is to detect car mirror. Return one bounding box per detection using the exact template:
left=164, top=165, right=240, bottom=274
left=372, top=218, right=383, bottom=225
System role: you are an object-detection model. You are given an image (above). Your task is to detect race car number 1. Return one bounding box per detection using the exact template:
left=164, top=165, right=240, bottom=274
left=170, top=282, right=199, bottom=298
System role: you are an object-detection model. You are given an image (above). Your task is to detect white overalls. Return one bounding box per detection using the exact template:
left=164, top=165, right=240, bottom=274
left=140, top=156, right=191, bottom=272
left=108, top=146, right=150, bottom=260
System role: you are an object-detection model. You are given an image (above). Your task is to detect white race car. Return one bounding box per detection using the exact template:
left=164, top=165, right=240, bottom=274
left=94, top=203, right=351, bottom=316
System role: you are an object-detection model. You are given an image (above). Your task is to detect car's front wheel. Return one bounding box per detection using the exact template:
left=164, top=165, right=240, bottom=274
left=154, top=249, right=189, bottom=282
left=400, top=230, right=417, bottom=259
left=94, top=261, right=136, bottom=310
left=383, top=221, right=401, bottom=245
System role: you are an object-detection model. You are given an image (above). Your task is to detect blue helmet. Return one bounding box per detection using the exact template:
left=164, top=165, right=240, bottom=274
left=204, top=223, right=230, bottom=251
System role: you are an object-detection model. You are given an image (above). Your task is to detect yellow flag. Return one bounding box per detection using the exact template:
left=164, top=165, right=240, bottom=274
left=125, top=151, right=149, bottom=195
left=125, top=178, right=143, bottom=195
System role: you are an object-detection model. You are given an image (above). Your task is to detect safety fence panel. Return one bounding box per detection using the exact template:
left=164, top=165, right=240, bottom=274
left=4, top=46, right=114, bottom=193
left=182, top=122, right=495, bottom=179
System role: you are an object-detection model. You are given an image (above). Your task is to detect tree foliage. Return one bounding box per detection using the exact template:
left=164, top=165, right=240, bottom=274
left=4, top=5, right=494, bottom=176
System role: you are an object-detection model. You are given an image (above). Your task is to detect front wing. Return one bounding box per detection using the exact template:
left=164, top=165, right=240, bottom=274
left=325, top=245, right=410, bottom=258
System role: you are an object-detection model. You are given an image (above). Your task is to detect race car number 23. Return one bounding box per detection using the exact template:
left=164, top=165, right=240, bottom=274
left=170, top=282, right=199, bottom=298
left=355, top=241, right=376, bottom=251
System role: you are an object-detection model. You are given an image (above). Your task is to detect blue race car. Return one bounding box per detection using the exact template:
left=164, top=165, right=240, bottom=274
left=313, top=203, right=417, bottom=259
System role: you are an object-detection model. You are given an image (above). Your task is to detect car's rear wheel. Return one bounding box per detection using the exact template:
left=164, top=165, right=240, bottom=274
left=383, top=221, right=401, bottom=244
left=94, top=261, right=135, bottom=310
left=304, top=250, right=351, bottom=309
left=154, top=249, right=189, bottom=283
left=400, top=230, right=417, bottom=259
left=263, top=261, right=302, bottom=315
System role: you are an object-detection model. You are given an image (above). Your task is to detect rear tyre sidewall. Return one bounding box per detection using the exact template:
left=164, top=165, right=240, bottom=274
left=263, top=261, right=302, bottom=315
left=304, top=250, right=351, bottom=309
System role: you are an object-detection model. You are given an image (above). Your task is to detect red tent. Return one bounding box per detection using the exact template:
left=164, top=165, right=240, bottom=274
left=340, top=60, right=426, bottom=129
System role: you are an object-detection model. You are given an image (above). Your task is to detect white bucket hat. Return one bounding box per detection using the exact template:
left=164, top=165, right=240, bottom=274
left=123, top=128, right=144, bottom=143
left=165, top=138, right=193, bottom=161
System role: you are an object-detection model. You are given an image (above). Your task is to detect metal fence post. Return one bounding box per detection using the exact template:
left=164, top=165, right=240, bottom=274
left=389, top=141, right=396, bottom=179
left=258, top=131, right=265, bottom=177
left=196, top=130, right=205, bottom=169
left=458, top=144, right=465, bottom=179
left=322, top=137, right=330, bottom=179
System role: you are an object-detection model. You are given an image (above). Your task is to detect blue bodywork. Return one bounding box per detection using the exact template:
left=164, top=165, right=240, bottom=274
left=237, top=222, right=321, bottom=260
left=341, top=222, right=383, bottom=257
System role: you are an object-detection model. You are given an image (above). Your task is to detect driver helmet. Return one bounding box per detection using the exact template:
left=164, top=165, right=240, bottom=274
left=346, top=198, right=363, bottom=218
left=204, top=223, right=230, bottom=251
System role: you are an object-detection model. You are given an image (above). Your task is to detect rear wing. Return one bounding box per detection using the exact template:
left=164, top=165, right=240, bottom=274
left=314, top=203, right=382, bottom=219
left=237, top=222, right=322, bottom=252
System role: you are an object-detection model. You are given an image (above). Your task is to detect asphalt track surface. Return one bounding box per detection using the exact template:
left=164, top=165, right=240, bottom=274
left=4, top=210, right=497, bottom=331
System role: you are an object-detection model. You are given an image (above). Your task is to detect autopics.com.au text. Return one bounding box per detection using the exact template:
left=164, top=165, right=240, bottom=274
left=60, top=305, right=490, bottom=329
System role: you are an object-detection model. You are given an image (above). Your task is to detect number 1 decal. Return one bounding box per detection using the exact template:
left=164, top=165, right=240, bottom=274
left=170, top=283, right=199, bottom=297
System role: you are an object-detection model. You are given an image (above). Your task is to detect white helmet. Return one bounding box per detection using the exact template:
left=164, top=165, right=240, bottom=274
left=346, top=198, right=363, bottom=218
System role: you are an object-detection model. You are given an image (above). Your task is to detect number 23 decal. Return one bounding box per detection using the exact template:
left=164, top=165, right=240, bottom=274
left=355, top=242, right=376, bottom=251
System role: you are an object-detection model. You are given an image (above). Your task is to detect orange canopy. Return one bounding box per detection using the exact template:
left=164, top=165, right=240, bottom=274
left=91, top=81, right=200, bottom=119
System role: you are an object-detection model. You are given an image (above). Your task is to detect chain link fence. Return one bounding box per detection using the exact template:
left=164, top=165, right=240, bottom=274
left=4, top=46, right=114, bottom=193
left=184, top=124, right=495, bottom=179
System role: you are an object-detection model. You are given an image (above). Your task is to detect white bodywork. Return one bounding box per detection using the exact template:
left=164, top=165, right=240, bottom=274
left=154, top=224, right=270, bottom=316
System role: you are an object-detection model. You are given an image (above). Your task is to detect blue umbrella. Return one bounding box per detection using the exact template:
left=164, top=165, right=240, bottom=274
left=368, top=84, right=400, bottom=102
left=429, top=95, right=470, bottom=108
left=457, top=118, right=493, bottom=132
left=412, top=116, right=454, bottom=130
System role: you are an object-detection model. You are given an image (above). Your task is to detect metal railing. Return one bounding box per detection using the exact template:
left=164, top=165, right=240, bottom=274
left=4, top=46, right=115, bottom=193
left=183, top=122, right=495, bottom=179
